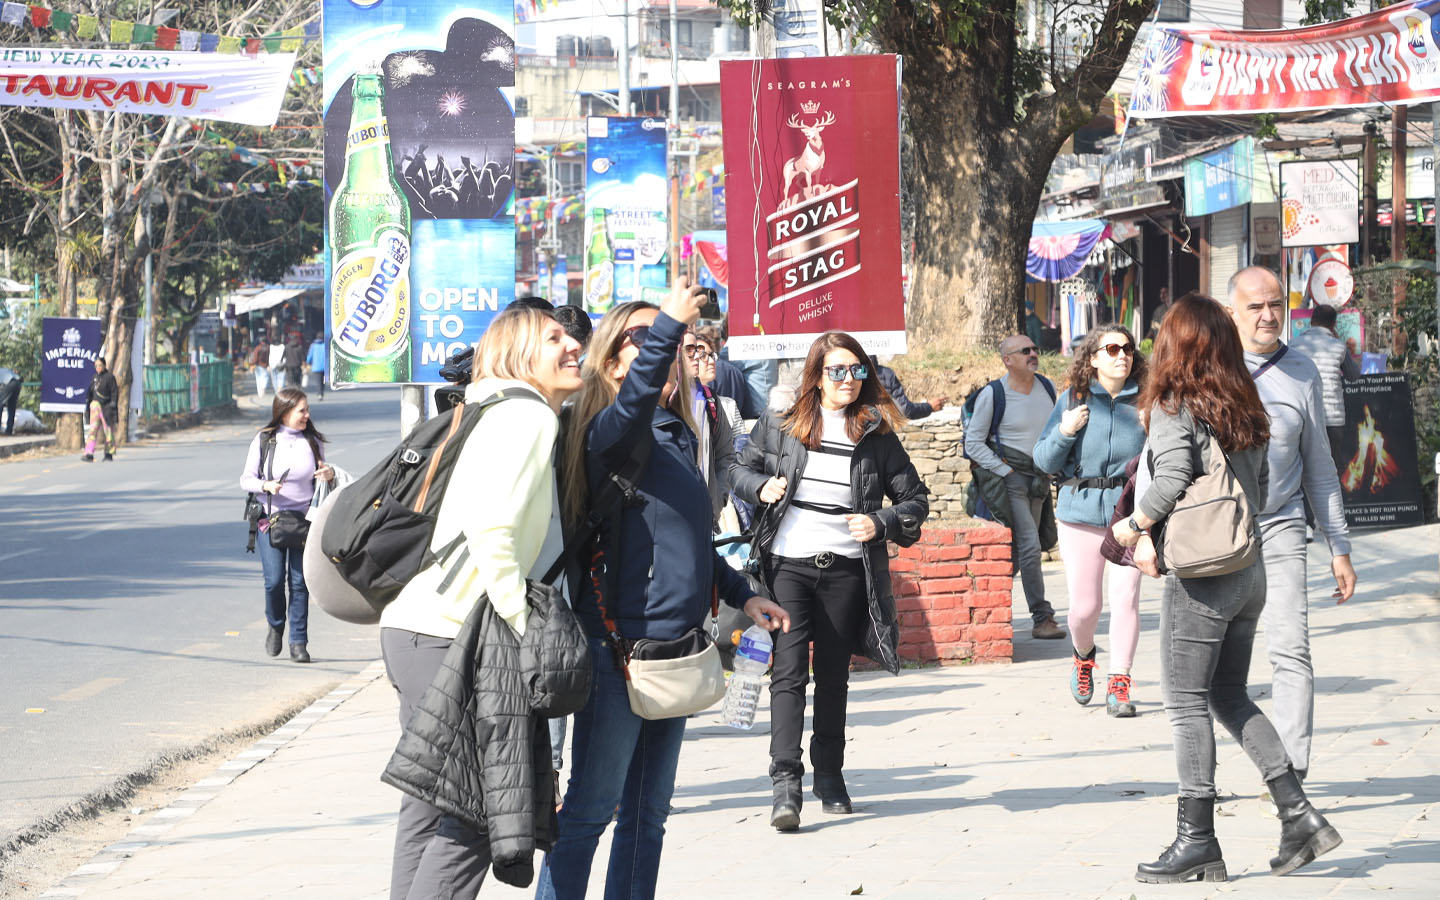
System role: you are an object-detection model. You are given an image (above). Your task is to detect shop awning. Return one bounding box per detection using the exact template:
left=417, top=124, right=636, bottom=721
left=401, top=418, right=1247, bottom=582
left=1027, top=220, right=1109, bottom=283
left=230, top=287, right=307, bottom=315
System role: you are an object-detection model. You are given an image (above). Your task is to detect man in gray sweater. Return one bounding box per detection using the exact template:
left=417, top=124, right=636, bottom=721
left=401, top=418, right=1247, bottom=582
left=1227, top=268, right=1358, bottom=783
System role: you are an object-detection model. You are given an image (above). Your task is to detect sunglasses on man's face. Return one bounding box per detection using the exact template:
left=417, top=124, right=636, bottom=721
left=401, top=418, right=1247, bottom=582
left=1097, top=342, right=1136, bottom=358
left=823, top=363, right=869, bottom=383
left=620, top=325, right=651, bottom=349
left=1008, top=346, right=1039, bottom=357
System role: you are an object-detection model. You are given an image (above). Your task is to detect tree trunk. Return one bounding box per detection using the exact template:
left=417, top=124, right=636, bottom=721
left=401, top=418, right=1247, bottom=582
left=900, top=56, right=1059, bottom=355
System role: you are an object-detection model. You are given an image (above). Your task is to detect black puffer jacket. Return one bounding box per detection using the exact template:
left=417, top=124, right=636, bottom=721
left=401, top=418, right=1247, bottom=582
left=730, top=407, right=928, bottom=674
left=381, top=583, right=591, bottom=888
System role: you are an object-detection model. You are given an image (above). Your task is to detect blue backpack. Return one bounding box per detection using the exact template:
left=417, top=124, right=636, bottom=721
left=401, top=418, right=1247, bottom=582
left=960, top=375, right=1056, bottom=460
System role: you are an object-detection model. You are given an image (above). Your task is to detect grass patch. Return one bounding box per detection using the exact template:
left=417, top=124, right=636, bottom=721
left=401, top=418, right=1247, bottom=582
left=888, top=349, right=1070, bottom=401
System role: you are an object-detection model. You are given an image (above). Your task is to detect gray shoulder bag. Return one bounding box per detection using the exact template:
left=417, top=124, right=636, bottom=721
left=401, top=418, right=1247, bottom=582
left=1153, top=423, right=1260, bottom=579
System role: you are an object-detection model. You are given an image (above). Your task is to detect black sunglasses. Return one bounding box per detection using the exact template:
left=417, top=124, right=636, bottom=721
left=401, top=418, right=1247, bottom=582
left=1098, top=342, right=1136, bottom=358
left=620, top=325, right=651, bottom=349
left=1009, top=346, right=1039, bottom=356
left=682, top=344, right=717, bottom=361
left=823, top=363, right=869, bottom=382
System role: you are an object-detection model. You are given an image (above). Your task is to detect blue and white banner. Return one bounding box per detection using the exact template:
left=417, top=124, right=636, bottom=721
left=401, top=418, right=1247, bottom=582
left=40, top=316, right=101, bottom=413
left=584, top=116, right=669, bottom=313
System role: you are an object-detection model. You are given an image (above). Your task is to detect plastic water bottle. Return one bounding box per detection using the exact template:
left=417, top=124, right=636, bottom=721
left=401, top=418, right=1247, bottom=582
left=721, top=624, right=773, bottom=730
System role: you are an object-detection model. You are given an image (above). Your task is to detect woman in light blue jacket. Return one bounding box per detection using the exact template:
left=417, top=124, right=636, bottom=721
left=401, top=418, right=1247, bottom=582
left=1033, top=325, right=1147, bottom=716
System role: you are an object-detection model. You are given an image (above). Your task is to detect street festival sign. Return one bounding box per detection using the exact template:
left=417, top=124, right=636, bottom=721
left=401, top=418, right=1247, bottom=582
left=40, top=316, right=101, bottom=413
left=1127, top=0, right=1440, bottom=118
left=584, top=116, right=670, bottom=313
left=322, top=0, right=516, bottom=385
left=719, top=55, right=904, bottom=360
left=1332, top=373, right=1425, bottom=529
left=0, top=48, right=295, bottom=126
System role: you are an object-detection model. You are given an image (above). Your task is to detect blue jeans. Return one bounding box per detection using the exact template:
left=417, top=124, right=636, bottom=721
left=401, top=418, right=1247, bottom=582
left=257, top=533, right=308, bottom=645
left=535, top=638, right=687, bottom=900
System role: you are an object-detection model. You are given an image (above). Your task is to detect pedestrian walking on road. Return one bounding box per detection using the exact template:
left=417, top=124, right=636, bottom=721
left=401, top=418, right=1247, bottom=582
left=304, top=332, right=327, bottom=399
left=1290, top=302, right=1359, bottom=466
left=82, top=356, right=118, bottom=462
left=378, top=307, right=583, bottom=898
left=731, top=331, right=929, bottom=832
left=1112, top=293, right=1341, bottom=884
left=540, top=282, right=788, bottom=900
left=282, top=333, right=304, bottom=391
left=1226, top=268, right=1356, bottom=796
left=962, top=335, right=1064, bottom=639
left=249, top=337, right=271, bottom=397
left=238, top=387, right=333, bottom=664
left=1033, top=325, right=1147, bottom=717
left=268, top=337, right=287, bottom=391
left=0, top=365, right=21, bottom=436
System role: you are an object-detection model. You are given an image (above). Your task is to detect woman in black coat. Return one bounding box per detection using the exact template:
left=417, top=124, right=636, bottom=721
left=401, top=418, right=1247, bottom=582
left=731, top=330, right=928, bottom=832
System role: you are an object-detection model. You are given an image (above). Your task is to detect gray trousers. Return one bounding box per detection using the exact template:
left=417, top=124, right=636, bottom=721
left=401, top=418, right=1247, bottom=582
left=1259, top=517, right=1315, bottom=776
left=1160, top=560, right=1291, bottom=798
left=1004, top=472, right=1052, bottom=625
left=380, top=628, right=490, bottom=900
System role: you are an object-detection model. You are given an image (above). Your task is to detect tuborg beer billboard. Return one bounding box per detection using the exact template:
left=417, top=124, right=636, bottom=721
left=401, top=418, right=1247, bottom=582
left=719, top=55, right=905, bottom=360
left=322, top=0, right=517, bottom=386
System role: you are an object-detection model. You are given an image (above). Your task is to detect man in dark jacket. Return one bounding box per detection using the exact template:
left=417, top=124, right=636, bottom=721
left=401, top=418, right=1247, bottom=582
left=876, top=364, right=946, bottom=420
left=0, top=366, right=20, bottom=435
left=83, top=356, right=119, bottom=462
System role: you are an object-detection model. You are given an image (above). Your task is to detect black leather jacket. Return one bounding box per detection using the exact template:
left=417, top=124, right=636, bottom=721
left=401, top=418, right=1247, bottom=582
left=730, top=407, right=929, bottom=674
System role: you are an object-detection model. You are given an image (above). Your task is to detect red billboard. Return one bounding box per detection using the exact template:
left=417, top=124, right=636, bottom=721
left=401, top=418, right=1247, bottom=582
left=720, top=55, right=904, bottom=359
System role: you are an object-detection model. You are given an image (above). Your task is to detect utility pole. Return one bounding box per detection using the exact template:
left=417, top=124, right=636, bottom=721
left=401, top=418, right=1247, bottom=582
left=1433, top=102, right=1440, bottom=355
left=1393, top=106, right=1408, bottom=358
left=1363, top=120, right=1377, bottom=264
left=668, top=0, right=679, bottom=124
left=669, top=0, right=680, bottom=282
left=618, top=0, right=630, bottom=115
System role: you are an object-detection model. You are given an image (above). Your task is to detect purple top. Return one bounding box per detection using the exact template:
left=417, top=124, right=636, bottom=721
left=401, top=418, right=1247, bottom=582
left=239, top=425, right=320, bottom=513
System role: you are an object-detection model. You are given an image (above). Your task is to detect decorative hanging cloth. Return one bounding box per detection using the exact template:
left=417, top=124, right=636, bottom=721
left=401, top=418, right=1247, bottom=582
left=1027, top=220, right=1110, bottom=283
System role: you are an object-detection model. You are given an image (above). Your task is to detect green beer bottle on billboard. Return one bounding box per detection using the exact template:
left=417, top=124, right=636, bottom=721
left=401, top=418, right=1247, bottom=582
left=584, top=207, right=614, bottom=313
left=329, top=72, right=413, bottom=383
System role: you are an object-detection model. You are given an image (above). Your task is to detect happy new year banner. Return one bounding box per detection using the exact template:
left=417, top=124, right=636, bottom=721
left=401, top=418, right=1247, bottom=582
left=0, top=47, right=296, bottom=125
left=1129, top=0, right=1440, bottom=118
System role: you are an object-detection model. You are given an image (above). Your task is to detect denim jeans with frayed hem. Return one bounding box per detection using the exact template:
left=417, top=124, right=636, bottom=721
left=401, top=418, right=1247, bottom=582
left=1160, top=559, right=1291, bottom=799
left=535, top=638, right=686, bottom=900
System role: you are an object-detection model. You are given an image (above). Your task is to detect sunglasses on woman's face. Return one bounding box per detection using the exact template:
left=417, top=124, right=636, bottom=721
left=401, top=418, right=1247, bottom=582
left=682, top=344, right=716, bottom=361
left=823, top=363, right=869, bottom=382
left=1098, top=342, right=1136, bottom=358
left=620, top=325, right=651, bottom=349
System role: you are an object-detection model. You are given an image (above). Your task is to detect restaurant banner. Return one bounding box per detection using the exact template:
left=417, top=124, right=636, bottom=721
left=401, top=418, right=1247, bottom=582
left=322, top=0, right=516, bottom=385
left=40, top=316, right=101, bottom=413
left=1280, top=160, right=1360, bottom=247
left=1129, top=0, right=1440, bottom=118
left=584, top=116, right=669, bottom=314
left=0, top=48, right=295, bottom=126
left=719, top=54, right=904, bottom=360
left=1333, top=373, right=1425, bottom=529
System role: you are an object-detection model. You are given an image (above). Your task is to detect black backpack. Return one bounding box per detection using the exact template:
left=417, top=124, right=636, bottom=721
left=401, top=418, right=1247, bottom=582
left=320, top=388, right=544, bottom=604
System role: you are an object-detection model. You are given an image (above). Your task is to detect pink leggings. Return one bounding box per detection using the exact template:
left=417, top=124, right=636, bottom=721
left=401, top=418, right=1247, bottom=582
left=1056, top=520, right=1142, bottom=672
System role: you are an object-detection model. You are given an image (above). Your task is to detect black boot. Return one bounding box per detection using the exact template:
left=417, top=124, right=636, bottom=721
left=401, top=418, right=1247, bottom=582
left=1268, top=768, right=1342, bottom=875
left=265, top=626, right=283, bottom=657
left=1135, top=797, right=1228, bottom=884
left=813, top=771, right=853, bottom=814
left=289, top=643, right=311, bottom=663
left=769, top=760, right=802, bottom=832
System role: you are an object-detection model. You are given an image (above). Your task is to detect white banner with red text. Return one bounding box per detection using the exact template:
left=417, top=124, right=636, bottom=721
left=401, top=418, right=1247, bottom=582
left=1128, top=0, right=1440, bottom=117
left=0, top=47, right=296, bottom=126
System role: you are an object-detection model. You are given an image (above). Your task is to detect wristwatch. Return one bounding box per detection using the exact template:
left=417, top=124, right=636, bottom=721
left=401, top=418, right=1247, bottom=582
left=1127, top=516, right=1146, bottom=534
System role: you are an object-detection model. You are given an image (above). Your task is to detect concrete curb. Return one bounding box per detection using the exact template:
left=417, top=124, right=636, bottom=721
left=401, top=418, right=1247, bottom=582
left=0, top=435, right=56, bottom=459
left=34, top=661, right=387, bottom=899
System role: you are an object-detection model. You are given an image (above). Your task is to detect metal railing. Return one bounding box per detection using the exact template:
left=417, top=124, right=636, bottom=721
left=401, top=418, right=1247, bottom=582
left=142, top=362, right=233, bottom=418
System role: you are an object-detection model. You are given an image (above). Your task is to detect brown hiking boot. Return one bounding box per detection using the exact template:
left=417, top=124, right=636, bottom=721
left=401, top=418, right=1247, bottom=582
left=1031, top=617, right=1066, bottom=640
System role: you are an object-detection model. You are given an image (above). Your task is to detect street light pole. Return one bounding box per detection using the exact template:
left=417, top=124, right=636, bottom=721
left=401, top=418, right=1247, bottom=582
left=142, top=198, right=154, bottom=365
left=619, top=0, right=630, bottom=115
left=668, top=0, right=679, bottom=124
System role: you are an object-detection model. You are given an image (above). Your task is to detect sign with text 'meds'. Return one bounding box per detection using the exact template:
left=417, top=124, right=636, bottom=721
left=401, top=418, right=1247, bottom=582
left=1128, top=0, right=1440, bottom=118
left=719, top=55, right=904, bottom=360
left=0, top=47, right=296, bottom=126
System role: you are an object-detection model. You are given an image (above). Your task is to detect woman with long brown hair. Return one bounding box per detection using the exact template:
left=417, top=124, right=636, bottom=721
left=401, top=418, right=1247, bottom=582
left=238, top=387, right=333, bottom=663
left=1111, top=293, right=1341, bottom=884
left=731, top=331, right=928, bottom=832
left=1034, top=324, right=1147, bottom=716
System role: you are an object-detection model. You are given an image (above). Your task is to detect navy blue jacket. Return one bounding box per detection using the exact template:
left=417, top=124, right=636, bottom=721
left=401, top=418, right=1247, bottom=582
left=876, top=365, right=932, bottom=419
left=709, top=358, right=758, bottom=419
left=579, top=311, right=753, bottom=642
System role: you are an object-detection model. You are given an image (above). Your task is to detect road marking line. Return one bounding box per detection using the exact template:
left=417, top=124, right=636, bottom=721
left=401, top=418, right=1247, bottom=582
left=53, top=677, right=125, bottom=702
left=25, top=708, right=45, bottom=714
left=0, top=548, right=38, bottom=563
left=70, top=520, right=125, bottom=540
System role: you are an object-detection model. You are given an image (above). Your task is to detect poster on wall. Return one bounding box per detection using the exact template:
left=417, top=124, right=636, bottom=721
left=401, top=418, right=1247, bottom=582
left=40, top=317, right=101, bottom=413
left=1290, top=307, right=1365, bottom=355
left=584, top=116, right=669, bottom=314
left=1333, top=373, right=1424, bottom=529
left=1280, top=160, right=1360, bottom=247
left=719, top=54, right=905, bottom=360
left=322, top=0, right=516, bottom=385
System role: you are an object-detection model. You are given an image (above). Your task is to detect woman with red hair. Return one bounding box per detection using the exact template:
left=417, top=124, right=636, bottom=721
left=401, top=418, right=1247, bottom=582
left=1112, top=293, right=1341, bottom=884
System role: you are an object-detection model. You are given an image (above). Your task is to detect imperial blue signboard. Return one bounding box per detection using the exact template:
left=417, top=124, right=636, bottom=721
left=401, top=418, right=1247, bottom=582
left=40, top=316, right=101, bottom=413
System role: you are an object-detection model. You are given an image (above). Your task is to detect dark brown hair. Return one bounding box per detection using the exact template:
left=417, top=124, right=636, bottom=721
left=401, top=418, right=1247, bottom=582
left=1138, top=292, right=1269, bottom=451
left=1067, top=323, right=1147, bottom=401
left=263, top=386, right=327, bottom=463
left=782, top=331, right=901, bottom=448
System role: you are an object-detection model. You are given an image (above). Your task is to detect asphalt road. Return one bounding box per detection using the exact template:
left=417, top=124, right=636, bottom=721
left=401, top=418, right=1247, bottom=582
left=0, top=387, right=406, bottom=848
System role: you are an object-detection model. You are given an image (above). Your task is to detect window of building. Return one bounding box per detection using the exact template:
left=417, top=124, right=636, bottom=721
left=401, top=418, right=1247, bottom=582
left=1243, top=0, right=1283, bottom=29
left=1156, top=0, right=1190, bottom=22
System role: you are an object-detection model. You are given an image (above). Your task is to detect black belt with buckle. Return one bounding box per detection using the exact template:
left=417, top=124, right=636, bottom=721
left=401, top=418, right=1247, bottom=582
left=791, top=551, right=835, bottom=568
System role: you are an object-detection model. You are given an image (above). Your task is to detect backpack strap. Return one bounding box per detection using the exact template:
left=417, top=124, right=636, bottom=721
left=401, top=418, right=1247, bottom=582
left=986, top=380, right=1006, bottom=447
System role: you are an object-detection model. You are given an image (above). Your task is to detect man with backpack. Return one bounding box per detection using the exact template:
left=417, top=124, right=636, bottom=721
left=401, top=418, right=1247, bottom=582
left=963, top=335, right=1065, bottom=640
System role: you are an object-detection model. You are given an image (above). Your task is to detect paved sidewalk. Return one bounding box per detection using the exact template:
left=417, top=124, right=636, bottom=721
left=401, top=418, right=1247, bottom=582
left=42, top=526, right=1440, bottom=899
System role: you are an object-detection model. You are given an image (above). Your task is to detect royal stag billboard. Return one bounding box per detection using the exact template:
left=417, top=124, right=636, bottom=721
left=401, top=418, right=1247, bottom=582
left=719, top=55, right=904, bottom=360
left=322, top=0, right=516, bottom=385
